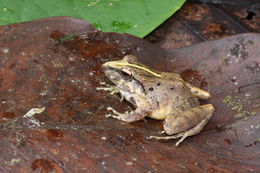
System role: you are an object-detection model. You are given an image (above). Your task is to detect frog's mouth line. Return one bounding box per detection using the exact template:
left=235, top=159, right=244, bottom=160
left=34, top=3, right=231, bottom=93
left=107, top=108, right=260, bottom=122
left=103, top=66, right=145, bottom=93
left=103, top=67, right=132, bottom=81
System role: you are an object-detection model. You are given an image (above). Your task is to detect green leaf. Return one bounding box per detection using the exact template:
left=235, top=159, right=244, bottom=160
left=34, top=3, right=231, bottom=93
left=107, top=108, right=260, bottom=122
left=0, top=0, right=186, bottom=37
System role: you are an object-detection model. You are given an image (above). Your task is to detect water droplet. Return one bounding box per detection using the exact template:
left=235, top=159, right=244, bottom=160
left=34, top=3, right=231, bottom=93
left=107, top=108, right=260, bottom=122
left=245, top=92, right=251, bottom=97
left=93, top=22, right=103, bottom=31
left=136, top=47, right=141, bottom=51
left=111, top=21, right=131, bottom=32
left=126, top=161, right=133, bottom=166
left=230, top=76, right=238, bottom=85
left=2, top=48, right=9, bottom=54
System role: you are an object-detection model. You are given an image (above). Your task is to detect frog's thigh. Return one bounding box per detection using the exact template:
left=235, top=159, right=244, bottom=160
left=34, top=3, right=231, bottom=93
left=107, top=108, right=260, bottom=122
left=164, top=104, right=214, bottom=146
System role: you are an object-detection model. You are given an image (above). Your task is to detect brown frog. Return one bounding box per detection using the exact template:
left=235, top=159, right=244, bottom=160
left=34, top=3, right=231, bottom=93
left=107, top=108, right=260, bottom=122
left=98, top=55, right=215, bottom=146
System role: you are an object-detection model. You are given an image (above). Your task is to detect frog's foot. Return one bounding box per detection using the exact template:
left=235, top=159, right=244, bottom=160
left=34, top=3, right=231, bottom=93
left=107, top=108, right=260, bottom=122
left=96, top=85, right=120, bottom=95
left=149, top=130, right=193, bottom=147
left=97, top=83, right=124, bottom=101
left=105, top=107, right=129, bottom=121
left=185, top=82, right=210, bottom=99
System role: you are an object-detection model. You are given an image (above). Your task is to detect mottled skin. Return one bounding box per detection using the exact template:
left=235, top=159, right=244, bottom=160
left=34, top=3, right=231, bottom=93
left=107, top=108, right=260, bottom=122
left=98, top=55, right=215, bottom=146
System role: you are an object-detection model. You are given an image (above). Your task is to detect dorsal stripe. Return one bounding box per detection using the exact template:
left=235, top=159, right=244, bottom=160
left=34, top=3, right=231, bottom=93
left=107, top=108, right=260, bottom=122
left=118, top=61, right=161, bottom=77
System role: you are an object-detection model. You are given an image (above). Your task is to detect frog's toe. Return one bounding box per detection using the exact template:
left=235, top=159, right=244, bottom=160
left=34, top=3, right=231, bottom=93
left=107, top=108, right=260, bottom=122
left=106, top=107, right=129, bottom=121
left=107, top=107, right=119, bottom=113
left=110, top=89, right=120, bottom=95
left=97, top=85, right=120, bottom=96
left=148, top=135, right=180, bottom=140
left=105, top=113, right=124, bottom=120
left=161, top=130, right=166, bottom=134
left=148, top=133, right=187, bottom=146
left=105, top=113, right=114, bottom=118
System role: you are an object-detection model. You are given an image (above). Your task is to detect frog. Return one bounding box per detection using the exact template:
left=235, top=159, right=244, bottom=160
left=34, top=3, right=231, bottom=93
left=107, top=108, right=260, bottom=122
left=98, top=55, right=215, bottom=146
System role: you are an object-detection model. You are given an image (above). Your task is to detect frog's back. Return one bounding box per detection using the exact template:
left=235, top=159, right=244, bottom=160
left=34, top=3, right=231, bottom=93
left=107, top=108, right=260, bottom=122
left=145, top=77, right=197, bottom=109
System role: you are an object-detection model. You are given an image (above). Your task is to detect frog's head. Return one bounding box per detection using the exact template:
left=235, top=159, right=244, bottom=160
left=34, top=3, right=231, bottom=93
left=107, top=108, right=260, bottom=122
left=102, top=55, right=161, bottom=94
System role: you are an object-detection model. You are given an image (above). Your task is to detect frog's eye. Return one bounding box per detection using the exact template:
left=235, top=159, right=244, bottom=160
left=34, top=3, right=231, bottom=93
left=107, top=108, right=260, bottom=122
left=121, top=68, right=132, bottom=76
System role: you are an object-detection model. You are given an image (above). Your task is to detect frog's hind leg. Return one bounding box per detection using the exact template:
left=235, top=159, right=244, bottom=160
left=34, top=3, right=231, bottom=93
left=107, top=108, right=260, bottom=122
left=149, top=104, right=215, bottom=146
left=185, top=82, right=211, bottom=99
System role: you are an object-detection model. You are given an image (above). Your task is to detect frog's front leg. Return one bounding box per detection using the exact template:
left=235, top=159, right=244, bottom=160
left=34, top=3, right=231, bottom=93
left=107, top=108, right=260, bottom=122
left=106, top=96, right=152, bottom=122
left=106, top=107, right=149, bottom=123
left=150, top=104, right=215, bottom=146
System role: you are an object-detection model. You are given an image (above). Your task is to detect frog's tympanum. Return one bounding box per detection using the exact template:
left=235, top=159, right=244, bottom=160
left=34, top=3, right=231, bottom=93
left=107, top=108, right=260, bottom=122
left=98, top=55, right=215, bottom=146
